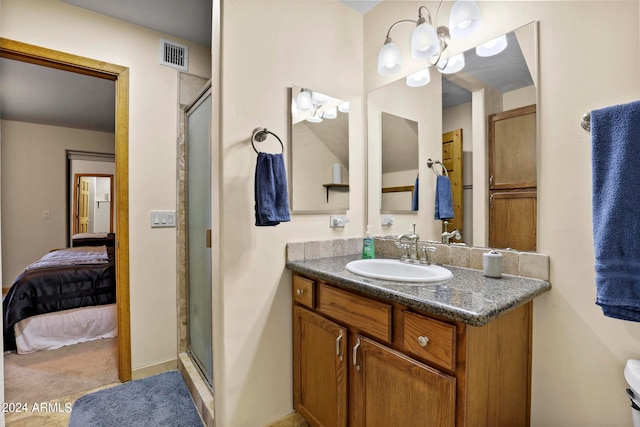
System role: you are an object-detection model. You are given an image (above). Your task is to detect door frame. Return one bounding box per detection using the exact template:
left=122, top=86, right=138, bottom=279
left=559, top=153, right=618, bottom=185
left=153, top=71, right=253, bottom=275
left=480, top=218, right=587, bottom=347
left=0, top=38, right=132, bottom=381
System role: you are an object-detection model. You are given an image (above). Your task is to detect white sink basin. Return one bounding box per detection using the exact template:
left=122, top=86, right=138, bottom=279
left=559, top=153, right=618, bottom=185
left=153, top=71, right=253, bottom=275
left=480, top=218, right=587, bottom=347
left=346, top=259, right=452, bottom=283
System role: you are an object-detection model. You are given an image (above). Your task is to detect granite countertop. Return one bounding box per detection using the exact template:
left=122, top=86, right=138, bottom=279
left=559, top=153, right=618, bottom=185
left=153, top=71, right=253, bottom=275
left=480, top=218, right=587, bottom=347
left=286, top=254, right=551, bottom=327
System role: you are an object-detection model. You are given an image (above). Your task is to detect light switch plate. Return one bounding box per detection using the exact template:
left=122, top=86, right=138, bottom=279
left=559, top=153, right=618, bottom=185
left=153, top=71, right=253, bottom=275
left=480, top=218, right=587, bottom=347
left=150, top=210, right=176, bottom=228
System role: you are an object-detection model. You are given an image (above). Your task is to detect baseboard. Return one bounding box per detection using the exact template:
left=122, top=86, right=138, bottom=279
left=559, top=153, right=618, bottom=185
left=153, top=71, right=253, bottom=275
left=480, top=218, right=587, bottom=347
left=264, top=412, right=309, bottom=427
left=131, top=358, right=177, bottom=380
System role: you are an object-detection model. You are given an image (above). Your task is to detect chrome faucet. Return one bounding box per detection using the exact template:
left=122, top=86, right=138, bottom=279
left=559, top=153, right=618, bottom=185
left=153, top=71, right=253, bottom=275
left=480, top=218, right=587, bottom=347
left=441, top=221, right=462, bottom=244
left=396, top=223, right=436, bottom=264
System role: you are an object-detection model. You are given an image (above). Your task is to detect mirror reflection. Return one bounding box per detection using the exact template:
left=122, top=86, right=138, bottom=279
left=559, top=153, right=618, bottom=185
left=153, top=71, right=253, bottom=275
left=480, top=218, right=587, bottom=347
left=72, top=174, right=114, bottom=234
left=381, top=112, right=419, bottom=212
left=442, top=24, right=537, bottom=250
left=289, top=86, right=349, bottom=212
left=369, top=22, right=538, bottom=251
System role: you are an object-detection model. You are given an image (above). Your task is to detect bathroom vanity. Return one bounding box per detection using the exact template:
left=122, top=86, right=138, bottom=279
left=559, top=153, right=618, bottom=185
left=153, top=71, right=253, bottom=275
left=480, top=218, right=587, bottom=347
left=287, top=254, right=550, bottom=427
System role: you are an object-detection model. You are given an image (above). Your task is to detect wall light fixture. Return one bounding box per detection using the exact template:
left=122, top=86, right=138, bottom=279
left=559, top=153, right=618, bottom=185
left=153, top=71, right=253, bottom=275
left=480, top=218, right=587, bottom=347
left=377, top=1, right=482, bottom=78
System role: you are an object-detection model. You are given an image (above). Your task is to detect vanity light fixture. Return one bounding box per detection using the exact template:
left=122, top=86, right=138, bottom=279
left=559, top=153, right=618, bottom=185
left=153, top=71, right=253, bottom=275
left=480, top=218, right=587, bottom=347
left=296, top=89, right=313, bottom=111
left=293, top=88, right=348, bottom=123
left=338, top=102, right=350, bottom=113
left=476, top=34, right=508, bottom=57
left=406, top=67, right=431, bottom=87
left=437, top=52, right=465, bottom=74
left=377, top=1, right=482, bottom=77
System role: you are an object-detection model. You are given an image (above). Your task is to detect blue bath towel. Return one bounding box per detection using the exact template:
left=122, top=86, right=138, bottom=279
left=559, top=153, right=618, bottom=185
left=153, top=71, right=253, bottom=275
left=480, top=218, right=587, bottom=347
left=254, top=152, right=290, bottom=226
left=412, top=175, right=419, bottom=211
left=434, top=175, right=454, bottom=220
left=592, top=100, right=640, bottom=321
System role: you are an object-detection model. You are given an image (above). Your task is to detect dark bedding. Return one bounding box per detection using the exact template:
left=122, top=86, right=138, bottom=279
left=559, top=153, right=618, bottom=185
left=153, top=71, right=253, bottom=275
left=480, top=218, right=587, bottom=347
left=2, top=246, right=116, bottom=352
left=71, top=232, right=115, bottom=248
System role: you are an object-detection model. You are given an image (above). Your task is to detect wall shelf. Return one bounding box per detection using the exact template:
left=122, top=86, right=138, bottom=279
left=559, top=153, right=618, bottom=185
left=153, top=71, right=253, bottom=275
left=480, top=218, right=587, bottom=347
left=382, top=185, right=415, bottom=193
left=322, top=183, right=349, bottom=202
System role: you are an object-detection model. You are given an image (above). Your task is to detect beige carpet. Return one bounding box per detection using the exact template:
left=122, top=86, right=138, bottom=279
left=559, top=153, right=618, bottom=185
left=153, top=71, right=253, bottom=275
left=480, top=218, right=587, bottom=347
left=4, top=337, right=119, bottom=405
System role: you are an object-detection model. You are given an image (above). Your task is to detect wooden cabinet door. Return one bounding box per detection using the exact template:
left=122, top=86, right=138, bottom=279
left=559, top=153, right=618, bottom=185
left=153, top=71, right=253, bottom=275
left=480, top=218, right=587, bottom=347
left=351, top=335, right=455, bottom=427
left=489, top=105, right=536, bottom=191
left=489, top=191, right=537, bottom=251
left=293, top=305, right=347, bottom=427
left=442, top=129, right=463, bottom=235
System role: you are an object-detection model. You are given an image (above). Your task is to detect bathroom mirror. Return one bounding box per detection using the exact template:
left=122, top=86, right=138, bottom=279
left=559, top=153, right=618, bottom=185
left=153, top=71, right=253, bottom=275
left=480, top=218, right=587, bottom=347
left=380, top=112, right=419, bottom=212
left=368, top=22, right=538, bottom=249
left=288, top=86, right=350, bottom=213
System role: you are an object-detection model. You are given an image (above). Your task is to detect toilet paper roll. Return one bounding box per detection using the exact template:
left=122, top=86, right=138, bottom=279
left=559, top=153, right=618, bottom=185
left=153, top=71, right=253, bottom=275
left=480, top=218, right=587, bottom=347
left=332, top=163, right=342, bottom=184
left=483, top=250, right=503, bottom=278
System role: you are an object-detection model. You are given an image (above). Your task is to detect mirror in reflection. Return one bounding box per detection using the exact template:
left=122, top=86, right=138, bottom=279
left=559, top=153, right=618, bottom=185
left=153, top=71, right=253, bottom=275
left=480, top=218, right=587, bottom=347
left=72, top=174, right=113, bottom=234
left=381, top=112, right=419, bottom=212
left=289, top=86, right=349, bottom=212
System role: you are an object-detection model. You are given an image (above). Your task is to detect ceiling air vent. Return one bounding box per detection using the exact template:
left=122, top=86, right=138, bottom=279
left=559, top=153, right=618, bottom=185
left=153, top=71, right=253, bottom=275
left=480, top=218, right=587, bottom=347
left=160, top=39, right=188, bottom=71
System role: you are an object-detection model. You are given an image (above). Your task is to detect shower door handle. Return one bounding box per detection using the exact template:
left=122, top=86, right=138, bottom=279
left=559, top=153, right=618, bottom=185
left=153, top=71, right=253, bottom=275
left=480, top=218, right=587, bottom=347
left=205, top=229, right=212, bottom=248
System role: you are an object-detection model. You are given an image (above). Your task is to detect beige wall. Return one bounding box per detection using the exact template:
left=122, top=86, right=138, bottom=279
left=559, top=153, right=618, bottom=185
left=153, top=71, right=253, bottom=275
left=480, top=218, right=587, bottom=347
left=0, top=120, right=114, bottom=285
left=291, top=122, right=349, bottom=211
left=365, top=1, right=640, bottom=426
left=217, top=0, right=363, bottom=424
left=0, top=0, right=211, bottom=382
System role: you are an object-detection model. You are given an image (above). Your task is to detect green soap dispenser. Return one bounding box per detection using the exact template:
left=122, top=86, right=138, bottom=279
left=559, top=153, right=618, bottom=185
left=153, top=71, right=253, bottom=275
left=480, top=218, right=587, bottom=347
left=362, top=225, right=375, bottom=259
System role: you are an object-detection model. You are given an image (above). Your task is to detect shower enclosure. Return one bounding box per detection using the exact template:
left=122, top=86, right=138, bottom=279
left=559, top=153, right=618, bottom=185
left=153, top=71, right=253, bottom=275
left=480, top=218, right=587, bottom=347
left=185, top=85, right=213, bottom=385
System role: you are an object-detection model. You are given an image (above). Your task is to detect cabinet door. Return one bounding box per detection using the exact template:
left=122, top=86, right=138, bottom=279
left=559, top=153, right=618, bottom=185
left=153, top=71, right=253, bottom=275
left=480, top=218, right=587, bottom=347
left=293, top=305, right=347, bottom=427
left=489, top=191, right=537, bottom=251
left=351, top=335, right=455, bottom=427
left=489, top=105, right=536, bottom=190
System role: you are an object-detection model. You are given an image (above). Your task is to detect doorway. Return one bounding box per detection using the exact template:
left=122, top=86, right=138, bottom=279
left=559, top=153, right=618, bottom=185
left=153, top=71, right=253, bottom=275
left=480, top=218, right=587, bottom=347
left=0, top=38, right=131, bottom=381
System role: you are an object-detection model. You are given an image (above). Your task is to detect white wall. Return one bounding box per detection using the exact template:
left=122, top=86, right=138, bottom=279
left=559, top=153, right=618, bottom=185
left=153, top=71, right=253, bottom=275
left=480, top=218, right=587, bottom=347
left=0, top=120, right=114, bottom=285
left=365, top=1, right=640, bottom=426
left=0, top=0, right=211, bottom=377
left=217, top=1, right=363, bottom=425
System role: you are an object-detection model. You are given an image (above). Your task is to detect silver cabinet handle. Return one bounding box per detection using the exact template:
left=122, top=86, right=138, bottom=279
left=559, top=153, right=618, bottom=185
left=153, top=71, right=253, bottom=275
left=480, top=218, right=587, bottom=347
left=418, top=336, right=430, bottom=347
left=489, top=175, right=494, bottom=188
left=353, top=338, right=361, bottom=371
left=296, top=289, right=304, bottom=295
left=336, top=330, right=344, bottom=362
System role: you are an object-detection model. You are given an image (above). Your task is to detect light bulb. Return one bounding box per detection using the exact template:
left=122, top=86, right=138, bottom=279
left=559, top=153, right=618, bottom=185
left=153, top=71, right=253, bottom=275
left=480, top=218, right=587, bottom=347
left=476, top=34, right=508, bottom=57
left=296, top=90, right=312, bottom=111
left=449, top=0, right=482, bottom=38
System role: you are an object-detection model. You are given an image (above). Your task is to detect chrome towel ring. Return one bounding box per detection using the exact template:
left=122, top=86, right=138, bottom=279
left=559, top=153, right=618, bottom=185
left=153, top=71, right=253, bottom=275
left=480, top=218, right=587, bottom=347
left=251, top=128, right=284, bottom=154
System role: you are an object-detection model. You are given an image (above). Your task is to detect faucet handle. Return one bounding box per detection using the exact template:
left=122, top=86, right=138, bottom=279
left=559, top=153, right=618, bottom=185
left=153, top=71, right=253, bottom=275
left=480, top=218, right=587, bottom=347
left=418, top=244, right=437, bottom=264
left=412, top=222, right=417, bottom=234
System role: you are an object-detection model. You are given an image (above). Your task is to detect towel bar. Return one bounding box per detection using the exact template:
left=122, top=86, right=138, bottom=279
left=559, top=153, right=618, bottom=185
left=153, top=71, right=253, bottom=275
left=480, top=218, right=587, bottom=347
left=251, top=128, right=284, bottom=154
left=427, top=158, right=448, bottom=176
left=581, top=113, right=591, bottom=132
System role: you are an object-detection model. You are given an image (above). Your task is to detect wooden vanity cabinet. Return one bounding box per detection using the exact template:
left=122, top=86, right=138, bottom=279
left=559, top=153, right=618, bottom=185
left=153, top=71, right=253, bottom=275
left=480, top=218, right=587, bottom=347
left=292, top=273, right=532, bottom=427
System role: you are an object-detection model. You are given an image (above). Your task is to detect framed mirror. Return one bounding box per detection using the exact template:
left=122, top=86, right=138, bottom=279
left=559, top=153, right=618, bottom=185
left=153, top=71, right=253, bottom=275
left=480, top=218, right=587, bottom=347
left=289, top=86, right=350, bottom=213
left=381, top=112, right=419, bottom=212
left=72, top=174, right=114, bottom=235
left=368, top=22, right=538, bottom=250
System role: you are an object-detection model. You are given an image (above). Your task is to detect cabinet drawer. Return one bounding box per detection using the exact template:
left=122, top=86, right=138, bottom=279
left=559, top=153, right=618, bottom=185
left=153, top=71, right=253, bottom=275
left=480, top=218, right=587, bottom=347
left=403, top=311, right=456, bottom=371
left=317, top=284, right=392, bottom=344
left=293, top=275, right=315, bottom=309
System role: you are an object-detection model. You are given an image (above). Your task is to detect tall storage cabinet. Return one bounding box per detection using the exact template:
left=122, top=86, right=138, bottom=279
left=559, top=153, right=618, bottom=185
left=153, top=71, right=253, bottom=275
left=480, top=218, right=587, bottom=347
left=488, top=104, right=537, bottom=252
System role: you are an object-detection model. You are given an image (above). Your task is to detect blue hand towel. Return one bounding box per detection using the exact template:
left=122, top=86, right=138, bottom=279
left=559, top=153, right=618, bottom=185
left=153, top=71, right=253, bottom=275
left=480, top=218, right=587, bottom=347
left=411, top=175, right=419, bottom=211
left=592, top=100, right=640, bottom=321
left=434, top=175, right=454, bottom=220
left=254, top=152, right=290, bottom=227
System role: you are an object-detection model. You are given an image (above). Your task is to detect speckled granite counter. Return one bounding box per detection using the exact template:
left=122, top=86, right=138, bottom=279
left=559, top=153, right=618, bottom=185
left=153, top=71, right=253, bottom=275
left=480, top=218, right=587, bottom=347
left=286, top=254, right=551, bottom=327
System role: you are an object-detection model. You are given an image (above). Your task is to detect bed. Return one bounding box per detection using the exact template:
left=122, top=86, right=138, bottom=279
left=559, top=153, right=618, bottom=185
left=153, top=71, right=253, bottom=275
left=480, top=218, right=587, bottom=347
left=3, top=235, right=117, bottom=354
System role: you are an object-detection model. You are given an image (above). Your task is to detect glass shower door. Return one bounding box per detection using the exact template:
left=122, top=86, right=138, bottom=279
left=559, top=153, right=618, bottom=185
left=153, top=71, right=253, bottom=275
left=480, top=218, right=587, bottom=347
left=186, top=88, right=213, bottom=385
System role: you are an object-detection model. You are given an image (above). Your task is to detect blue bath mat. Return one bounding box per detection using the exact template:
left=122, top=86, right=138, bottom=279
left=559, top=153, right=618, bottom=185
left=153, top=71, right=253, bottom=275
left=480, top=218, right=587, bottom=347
left=68, top=370, right=203, bottom=426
